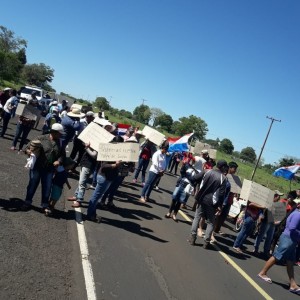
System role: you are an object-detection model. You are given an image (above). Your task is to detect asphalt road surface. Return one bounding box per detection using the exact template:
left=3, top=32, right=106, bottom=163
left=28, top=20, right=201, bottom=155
left=0, top=117, right=299, bottom=300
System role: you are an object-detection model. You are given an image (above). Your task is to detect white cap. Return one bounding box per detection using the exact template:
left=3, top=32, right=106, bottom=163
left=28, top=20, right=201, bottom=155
left=51, top=123, right=64, bottom=134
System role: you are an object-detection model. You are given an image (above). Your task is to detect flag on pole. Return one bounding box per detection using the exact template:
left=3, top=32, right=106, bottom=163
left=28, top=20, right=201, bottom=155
left=117, top=123, right=131, bottom=135
left=273, top=164, right=300, bottom=180
left=167, top=132, right=194, bottom=152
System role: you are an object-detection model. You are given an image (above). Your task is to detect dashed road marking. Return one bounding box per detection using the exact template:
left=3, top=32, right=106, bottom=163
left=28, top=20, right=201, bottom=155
left=178, top=209, right=273, bottom=300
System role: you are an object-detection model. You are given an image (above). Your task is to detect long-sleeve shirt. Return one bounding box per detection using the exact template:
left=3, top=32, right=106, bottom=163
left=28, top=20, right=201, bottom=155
left=283, top=209, right=300, bottom=243
left=149, top=150, right=167, bottom=174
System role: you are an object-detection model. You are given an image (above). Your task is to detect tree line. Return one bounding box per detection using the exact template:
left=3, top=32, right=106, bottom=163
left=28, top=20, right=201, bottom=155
left=0, top=25, right=55, bottom=91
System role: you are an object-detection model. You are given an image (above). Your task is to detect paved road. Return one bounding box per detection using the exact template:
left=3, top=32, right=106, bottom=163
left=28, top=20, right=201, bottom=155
left=1, top=118, right=299, bottom=300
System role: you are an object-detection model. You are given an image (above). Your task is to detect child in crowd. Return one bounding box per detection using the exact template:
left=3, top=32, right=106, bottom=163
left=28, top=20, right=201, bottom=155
left=45, top=159, right=74, bottom=216
left=24, top=140, right=42, bottom=169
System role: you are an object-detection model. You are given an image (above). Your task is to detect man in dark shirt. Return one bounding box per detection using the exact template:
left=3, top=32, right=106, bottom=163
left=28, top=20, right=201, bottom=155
left=188, top=160, right=228, bottom=249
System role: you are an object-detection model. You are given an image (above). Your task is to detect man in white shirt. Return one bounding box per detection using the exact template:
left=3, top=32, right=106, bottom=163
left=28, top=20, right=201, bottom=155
left=140, top=144, right=168, bottom=203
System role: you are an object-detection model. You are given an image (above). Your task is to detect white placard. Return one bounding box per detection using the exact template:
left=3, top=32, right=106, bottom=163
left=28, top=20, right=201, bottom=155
left=78, top=122, right=114, bottom=150
left=240, top=179, right=274, bottom=209
left=97, top=142, right=140, bottom=162
left=16, top=103, right=40, bottom=120
left=227, top=174, right=242, bottom=194
left=228, top=198, right=242, bottom=218
left=142, top=125, right=165, bottom=146
left=194, top=141, right=211, bottom=155
left=272, top=202, right=286, bottom=223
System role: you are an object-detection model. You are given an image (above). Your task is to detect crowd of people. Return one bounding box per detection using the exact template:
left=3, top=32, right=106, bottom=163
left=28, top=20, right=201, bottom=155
left=1, top=86, right=300, bottom=295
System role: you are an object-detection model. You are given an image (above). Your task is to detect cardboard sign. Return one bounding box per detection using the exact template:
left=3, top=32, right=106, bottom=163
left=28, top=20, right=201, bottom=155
left=272, top=202, right=286, bottom=223
left=142, top=125, right=165, bottom=146
left=227, top=174, right=242, bottom=194
left=16, top=103, right=40, bottom=121
left=194, top=141, right=211, bottom=155
left=78, top=122, right=114, bottom=150
left=208, top=148, right=217, bottom=159
left=97, top=142, right=140, bottom=162
left=240, top=179, right=274, bottom=209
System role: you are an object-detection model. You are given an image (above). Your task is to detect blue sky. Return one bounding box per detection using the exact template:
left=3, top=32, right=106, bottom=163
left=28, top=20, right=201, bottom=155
left=2, top=0, right=299, bottom=164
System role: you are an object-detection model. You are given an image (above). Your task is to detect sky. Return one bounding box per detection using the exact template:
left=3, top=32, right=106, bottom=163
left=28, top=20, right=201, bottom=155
left=1, top=0, right=299, bottom=165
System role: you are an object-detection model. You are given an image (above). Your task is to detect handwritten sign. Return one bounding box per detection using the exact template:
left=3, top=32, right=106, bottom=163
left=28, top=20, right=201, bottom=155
left=142, top=125, right=165, bottom=146
left=227, top=174, right=242, bottom=194
left=78, top=122, right=114, bottom=150
left=97, top=142, right=140, bottom=162
left=16, top=103, right=40, bottom=120
left=272, top=202, right=286, bottom=223
left=194, top=141, right=211, bottom=155
left=240, top=179, right=274, bottom=209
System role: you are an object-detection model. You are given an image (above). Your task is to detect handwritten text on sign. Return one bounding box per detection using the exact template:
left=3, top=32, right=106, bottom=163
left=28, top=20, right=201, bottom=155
left=97, top=143, right=140, bottom=162
left=78, top=122, right=114, bottom=151
left=240, top=179, right=274, bottom=208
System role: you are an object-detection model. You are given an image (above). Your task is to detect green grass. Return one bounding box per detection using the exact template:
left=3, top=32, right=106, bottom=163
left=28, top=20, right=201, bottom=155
left=217, top=152, right=298, bottom=195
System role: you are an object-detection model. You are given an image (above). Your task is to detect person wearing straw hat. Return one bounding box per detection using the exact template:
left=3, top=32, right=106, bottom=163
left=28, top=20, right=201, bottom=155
left=61, top=108, right=85, bottom=149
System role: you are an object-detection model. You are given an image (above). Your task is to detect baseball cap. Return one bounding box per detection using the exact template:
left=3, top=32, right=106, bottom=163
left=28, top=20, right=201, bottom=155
left=201, top=149, right=209, bottom=154
left=86, top=111, right=94, bottom=117
left=51, top=123, right=64, bottom=134
left=274, top=190, right=284, bottom=196
left=3, top=87, right=11, bottom=91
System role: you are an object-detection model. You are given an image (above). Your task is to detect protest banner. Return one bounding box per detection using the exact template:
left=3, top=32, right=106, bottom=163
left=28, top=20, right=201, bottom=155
left=240, top=179, right=274, bottom=209
left=78, top=122, right=114, bottom=150
left=97, top=142, right=140, bottom=162
left=193, top=141, right=211, bottom=155
left=16, top=103, right=40, bottom=121
left=227, top=174, right=242, bottom=194
left=142, top=125, right=165, bottom=146
left=272, top=202, right=286, bottom=223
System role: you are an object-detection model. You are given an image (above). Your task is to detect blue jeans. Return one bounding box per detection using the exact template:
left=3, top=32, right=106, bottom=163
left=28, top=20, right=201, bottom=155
left=233, top=215, right=256, bottom=248
left=12, top=123, right=32, bottom=150
left=101, top=175, right=125, bottom=204
left=1, top=111, right=11, bottom=136
left=191, top=202, right=216, bottom=243
left=87, top=175, right=112, bottom=218
left=141, top=171, right=159, bottom=198
left=168, top=186, right=186, bottom=214
left=25, top=169, right=54, bottom=207
left=254, top=222, right=275, bottom=254
left=134, top=158, right=150, bottom=183
left=75, top=166, right=93, bottom=202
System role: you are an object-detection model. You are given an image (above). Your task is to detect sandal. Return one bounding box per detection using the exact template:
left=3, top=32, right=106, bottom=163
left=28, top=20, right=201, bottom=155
left=257, top=274, right=272, bottom=284
left=164, top=214, right=171, bottom=218
left=172, top=215, right=178, bottom=223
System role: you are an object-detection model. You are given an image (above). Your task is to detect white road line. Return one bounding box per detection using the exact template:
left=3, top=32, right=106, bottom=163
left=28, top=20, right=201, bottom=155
left=178, top=209, right=273, bottom=300
left=74, top=207, right=97, bottom=300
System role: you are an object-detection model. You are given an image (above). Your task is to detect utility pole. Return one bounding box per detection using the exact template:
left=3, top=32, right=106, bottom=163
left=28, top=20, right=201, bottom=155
left=141, top=98, right=148, bottom=105
left=251, top=116, right=281, bottom=181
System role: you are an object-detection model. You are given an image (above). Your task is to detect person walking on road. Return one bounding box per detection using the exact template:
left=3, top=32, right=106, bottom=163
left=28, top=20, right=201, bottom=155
left=258, top=205, right=300, bottom=295
left=21, top=123, right=66, bottom=212
left=188, top=160, right=228, bottom=249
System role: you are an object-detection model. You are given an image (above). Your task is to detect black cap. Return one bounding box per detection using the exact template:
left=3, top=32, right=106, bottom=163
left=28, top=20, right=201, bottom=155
left=217, top=159, right=228, bottom=169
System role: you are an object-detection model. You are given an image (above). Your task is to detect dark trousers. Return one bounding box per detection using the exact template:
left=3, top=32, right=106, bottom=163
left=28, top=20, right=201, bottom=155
left=12, top=123, right=32, bottom=150
left=70, top=137, right=85, bottom=167
left=0, top=111, right=11, bottom=136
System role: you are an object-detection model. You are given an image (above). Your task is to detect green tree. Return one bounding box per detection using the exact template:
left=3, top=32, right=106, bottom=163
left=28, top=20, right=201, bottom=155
left=119, top=109, right=133, bottom=119
left=240, top=147, right=256, bottom=163
left=171, top=115, right=208, bottom=140
left=278, top=157, right=295, bottom=167
left=203, top=138, right=219, bottom=149
left=0, top=26, right=27, bottom=53
left=154, top=113, right=173, bottom=132
left=0, top=51, right=23, bottom=81
left=133, top=104, right=151, bottom=124
left=94, top=97, right=110, bottom=111
left=219, top=138, right=234, bottom=154
left=232, top=151, right=240, bottom=158
left=150, top=107, right=164, bottom=125
left=22, top=63, right=54, bottom=87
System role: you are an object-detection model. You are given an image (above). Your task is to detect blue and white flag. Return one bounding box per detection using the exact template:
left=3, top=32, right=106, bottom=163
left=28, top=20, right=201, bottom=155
left=273, top=164, right=300, bottom=180
left=168, top=132, right=194, bottom=153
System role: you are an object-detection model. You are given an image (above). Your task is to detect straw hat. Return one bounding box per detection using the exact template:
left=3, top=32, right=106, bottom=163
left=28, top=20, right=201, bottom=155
left=67, top=108, right=85, bottom=118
